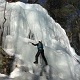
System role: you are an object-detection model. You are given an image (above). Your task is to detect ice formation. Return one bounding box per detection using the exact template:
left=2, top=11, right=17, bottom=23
left=0, top=1, right=80, bottom=80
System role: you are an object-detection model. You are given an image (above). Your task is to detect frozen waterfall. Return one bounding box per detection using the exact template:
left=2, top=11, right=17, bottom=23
left=0, top=1, right=80, bottom=80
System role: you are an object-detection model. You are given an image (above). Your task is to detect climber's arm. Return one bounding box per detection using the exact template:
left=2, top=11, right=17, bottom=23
left=29, top=42, right=37, bottom=46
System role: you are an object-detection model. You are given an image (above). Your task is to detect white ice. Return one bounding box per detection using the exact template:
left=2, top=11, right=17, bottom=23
left=0, top=1, right=80, bottom=80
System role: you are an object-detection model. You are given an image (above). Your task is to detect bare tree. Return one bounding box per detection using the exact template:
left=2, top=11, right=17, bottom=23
left=27, top=0, right=38, bottom=3
left=5, top=0, right=20, bottom=2
left=1, top=1, right=7, bottom=46
left=5, top=0, right=38, bottom=3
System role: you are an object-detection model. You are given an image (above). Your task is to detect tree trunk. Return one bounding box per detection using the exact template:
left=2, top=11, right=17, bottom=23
left=1, top=1, right=7, bottom=46
left=78, top=33, right=80, bottom=49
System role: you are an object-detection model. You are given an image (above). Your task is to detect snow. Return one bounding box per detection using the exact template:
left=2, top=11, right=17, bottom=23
left=0, top=73, right=7, bottom=77
left=0, top=1, right=80, bottom=80
left=10, top=67, right=22, bottom=78
left=0, top=73, right=9, bottom=80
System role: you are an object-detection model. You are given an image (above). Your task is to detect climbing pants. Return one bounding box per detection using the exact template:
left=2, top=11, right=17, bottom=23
left=35, top=49, right=48, bottom=65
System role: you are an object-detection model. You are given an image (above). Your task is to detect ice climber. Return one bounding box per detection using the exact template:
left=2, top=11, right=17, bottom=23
left=30, top=41, right=48, bottom=65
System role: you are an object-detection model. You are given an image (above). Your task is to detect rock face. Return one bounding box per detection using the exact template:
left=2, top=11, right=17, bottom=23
left=0, top=47, right=15, bottom=75
left=0, top=47, right=3, bottom=73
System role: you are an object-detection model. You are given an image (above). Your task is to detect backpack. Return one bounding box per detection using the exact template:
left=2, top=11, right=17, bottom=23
left=37, top=42, right=43, bottom=50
